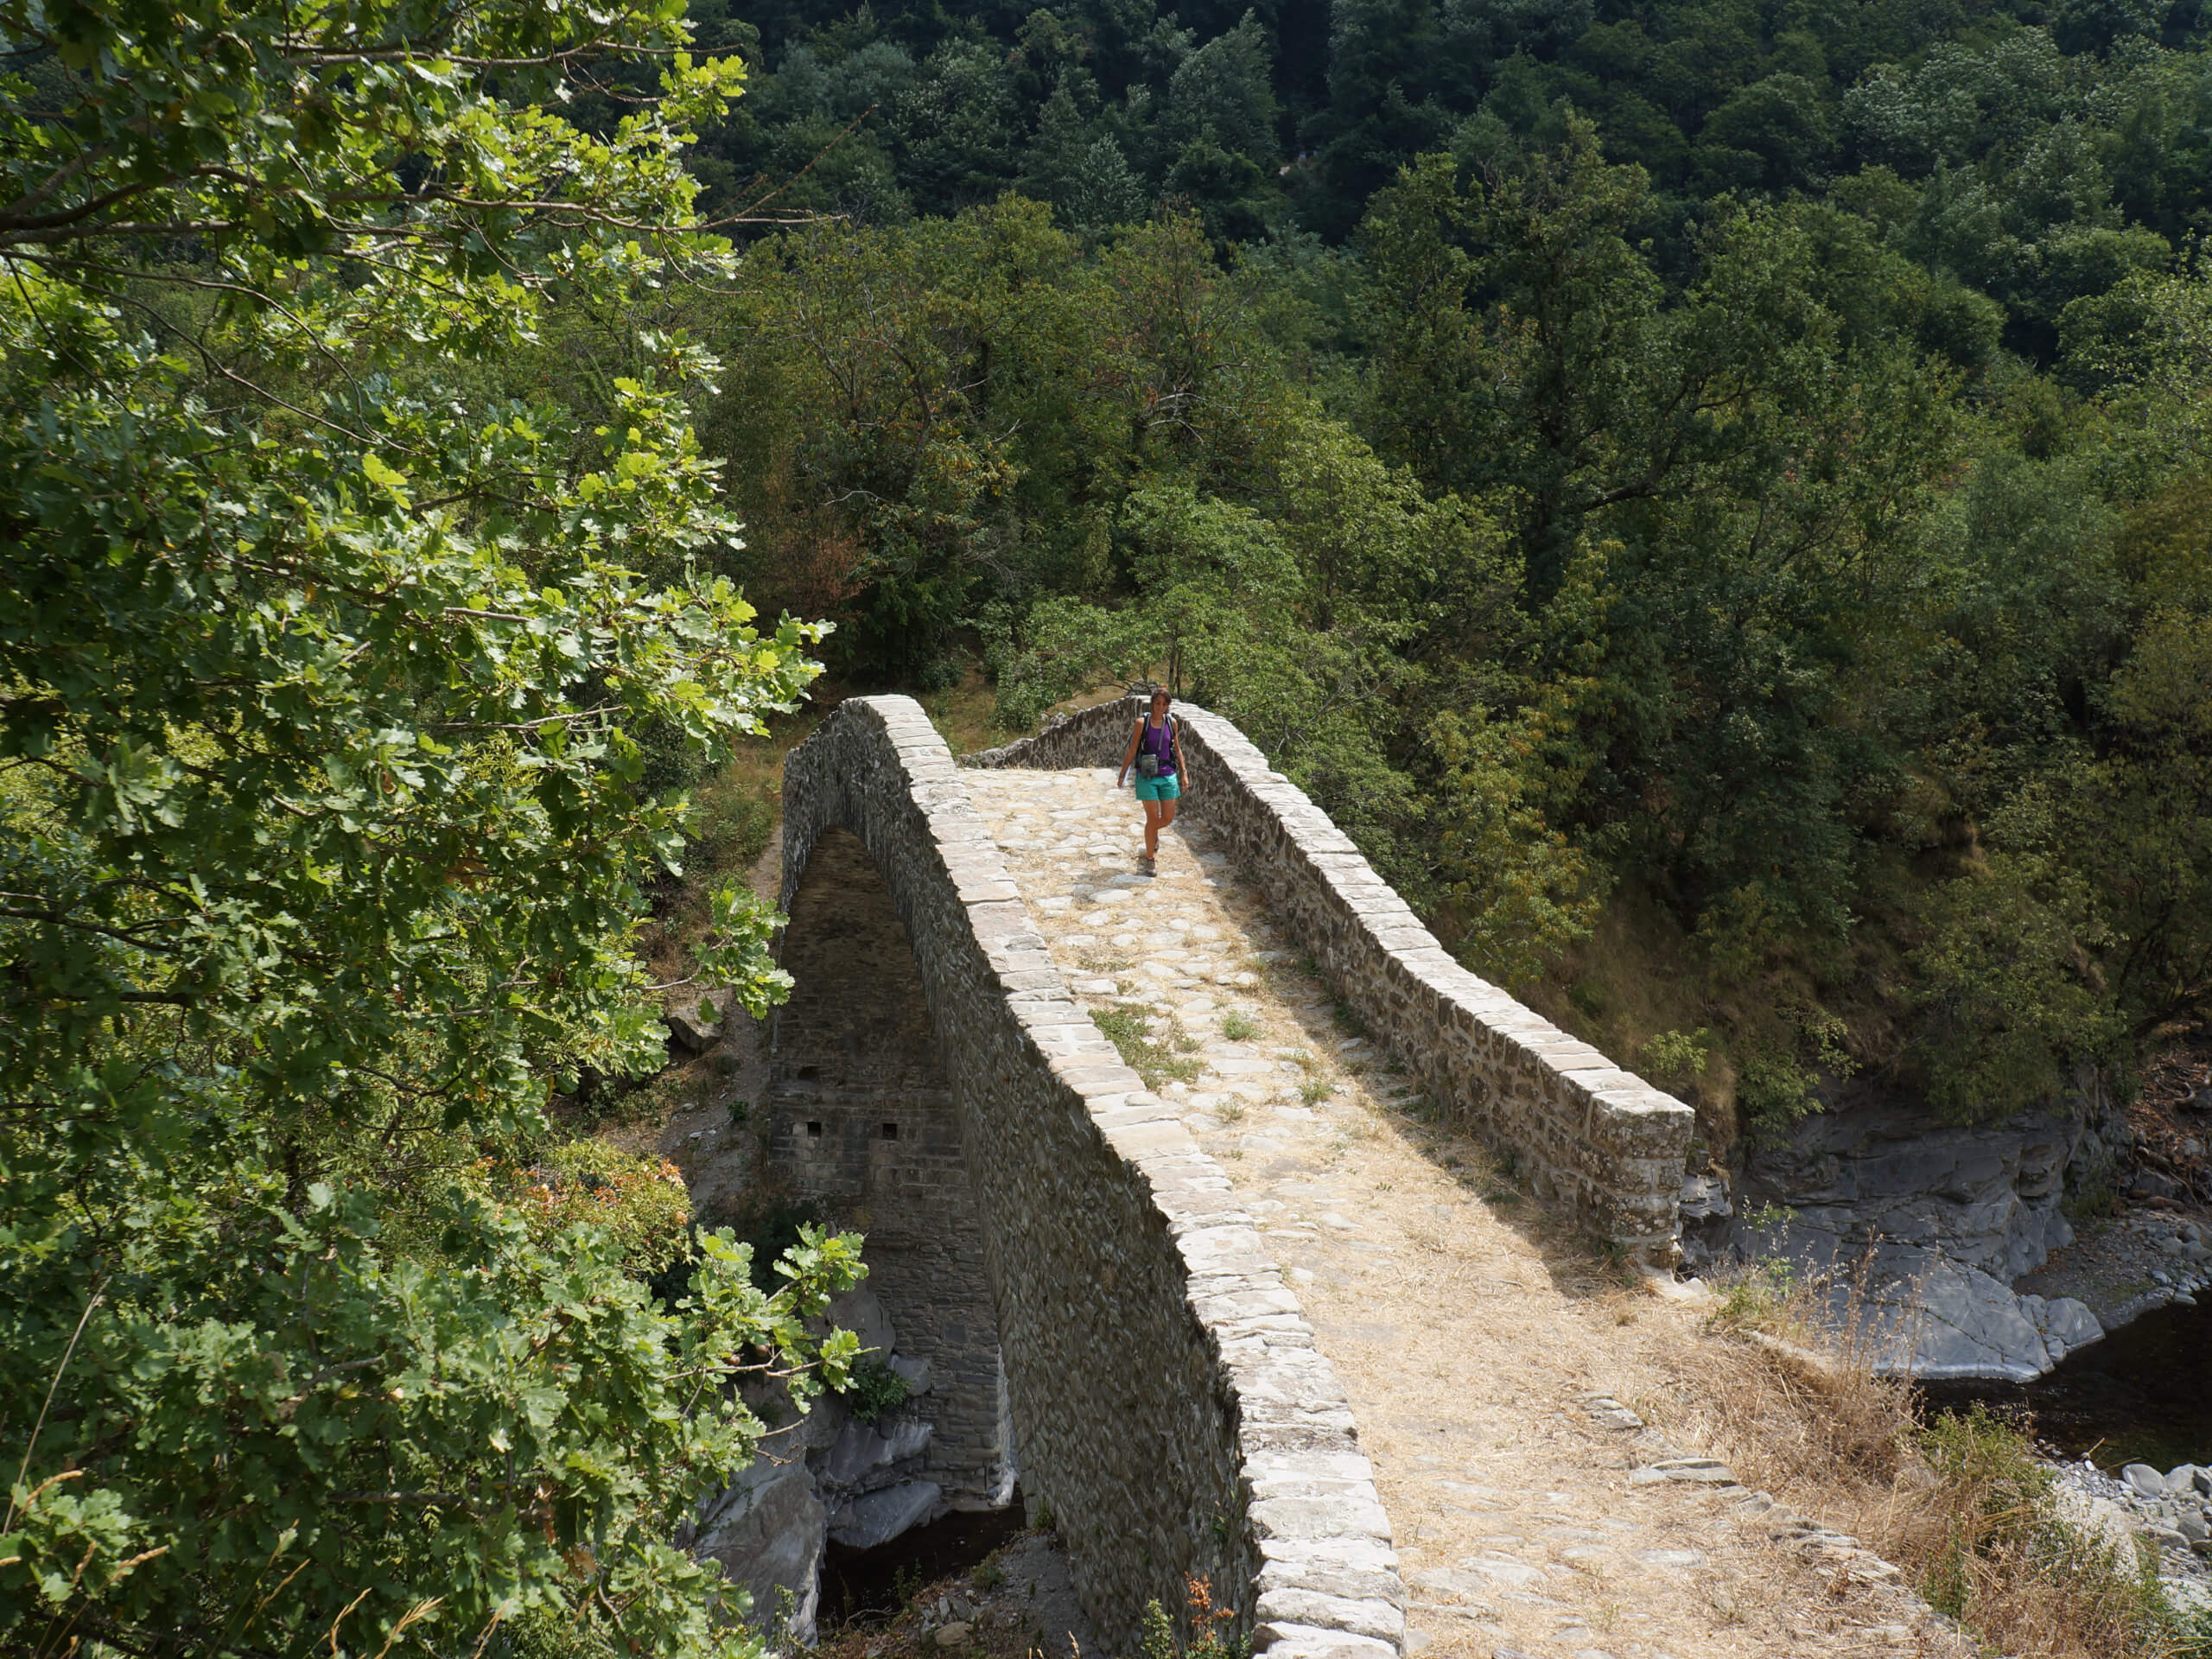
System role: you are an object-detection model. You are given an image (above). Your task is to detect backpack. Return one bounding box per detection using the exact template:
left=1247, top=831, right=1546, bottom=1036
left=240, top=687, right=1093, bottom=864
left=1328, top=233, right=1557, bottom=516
left=1135, top=715, right=1174, bottom=779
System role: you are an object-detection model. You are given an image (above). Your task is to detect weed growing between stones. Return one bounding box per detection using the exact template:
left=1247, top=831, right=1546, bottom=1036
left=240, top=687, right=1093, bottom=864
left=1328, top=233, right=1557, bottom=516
left=1219, top=1010, right=1259, bottom=1042
left=1090, top=1007, right=1202, bottom=1089
left=1138, top=1579, right=1247, bottom=1659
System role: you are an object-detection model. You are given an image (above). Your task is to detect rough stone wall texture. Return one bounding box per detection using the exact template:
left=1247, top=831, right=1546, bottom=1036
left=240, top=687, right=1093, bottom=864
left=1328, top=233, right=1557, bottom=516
left=778, top=696, right=1402, bottom=1659
left=767, top=827, right=1012, bottom=1510
left=1731, top=1086, right=2112, bottom=1283
left=969, top=696, right=1695, bottom=1267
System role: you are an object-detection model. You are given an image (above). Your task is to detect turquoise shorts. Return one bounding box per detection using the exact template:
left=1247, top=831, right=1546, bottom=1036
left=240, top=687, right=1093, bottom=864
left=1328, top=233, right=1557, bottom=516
left=1134, top=772, right=1181, bottom=803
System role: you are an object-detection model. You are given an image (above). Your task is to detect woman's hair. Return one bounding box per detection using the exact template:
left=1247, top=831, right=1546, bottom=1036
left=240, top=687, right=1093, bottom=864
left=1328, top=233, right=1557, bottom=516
left=1148, top=688, right=1171, bottom=709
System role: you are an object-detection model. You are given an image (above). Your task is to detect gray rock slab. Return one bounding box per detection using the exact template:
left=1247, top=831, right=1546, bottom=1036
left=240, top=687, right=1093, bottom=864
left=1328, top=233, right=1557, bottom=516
left=830, top=1478, right=943, bottom=1549
left=696, top=1459, right=826, bottom=1643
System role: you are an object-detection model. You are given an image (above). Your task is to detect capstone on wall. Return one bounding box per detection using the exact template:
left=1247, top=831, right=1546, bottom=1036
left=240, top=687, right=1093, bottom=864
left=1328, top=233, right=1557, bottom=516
left=969, top=696, right=1695, bottom=1267
left=776, top=697, right=1402, bottom=1659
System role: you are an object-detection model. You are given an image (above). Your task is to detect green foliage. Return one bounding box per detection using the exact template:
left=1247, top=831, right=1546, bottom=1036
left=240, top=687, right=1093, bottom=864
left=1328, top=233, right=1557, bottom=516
left=1709, top=1255, right=1798, bottom=1332
left=1735, top=1050, right=1825, bottom=1142
left=1913, top=1406, right=2209, bottom=1653
left=1640, top=1029, right=1712, bottom=1089
left=1910, top=849, right=2119, bottom=1122
left=1091, top=1007, right=1204, bottom=1090
left=0, top=0, right=844, bottom=1651
left=0, top=1197, right=867, bottom=1656
left=726, top=1197, right=833, bottom=1294
left=482, top=1141, right=697, bottom=1276
left=1429, top=701, right=1604, bottom=989
left=1219, top=1011, right=1260, bottom=1042
left=836, top=1356, right=914, bottom=1425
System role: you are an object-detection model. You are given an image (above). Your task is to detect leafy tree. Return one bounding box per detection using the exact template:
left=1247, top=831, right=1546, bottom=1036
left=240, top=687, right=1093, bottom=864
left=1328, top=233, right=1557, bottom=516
left=0, top=0, right=858, bottom=1652
left=1024, top=79, right=1151, bottom=231
left=1695, top=72, right=1834, bottom=194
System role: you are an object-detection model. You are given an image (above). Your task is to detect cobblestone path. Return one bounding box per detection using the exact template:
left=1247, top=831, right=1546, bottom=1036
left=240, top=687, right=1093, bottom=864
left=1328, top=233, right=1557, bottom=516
left=963, top=766, right=1969, bottom=1659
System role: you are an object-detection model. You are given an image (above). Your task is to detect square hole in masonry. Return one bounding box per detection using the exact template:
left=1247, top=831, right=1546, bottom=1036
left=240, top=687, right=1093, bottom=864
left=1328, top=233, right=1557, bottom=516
left=807, top=1121, right=823, bottom=1138
left=881, top=1122, right=899, bottom=1141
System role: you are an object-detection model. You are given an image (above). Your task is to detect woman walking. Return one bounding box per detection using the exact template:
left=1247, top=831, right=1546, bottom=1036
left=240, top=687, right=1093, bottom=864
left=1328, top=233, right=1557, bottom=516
left=1116, top=690, right=1185, bottom=865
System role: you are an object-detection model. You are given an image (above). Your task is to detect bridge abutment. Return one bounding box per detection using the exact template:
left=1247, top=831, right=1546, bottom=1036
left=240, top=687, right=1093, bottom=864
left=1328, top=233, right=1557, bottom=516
left=768, top=826, right=1014, bottom=1513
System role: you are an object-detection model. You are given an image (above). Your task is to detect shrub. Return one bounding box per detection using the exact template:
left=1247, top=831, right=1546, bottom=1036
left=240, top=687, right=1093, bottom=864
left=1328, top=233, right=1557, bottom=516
left=484, top=1141, right=692, bottom=1274
left=1905, top=1407, right=2202, bottom=1656
left=837, top=1356, right=912, bottom=1424
left=1640, top=1027, right=1711, bottom=1087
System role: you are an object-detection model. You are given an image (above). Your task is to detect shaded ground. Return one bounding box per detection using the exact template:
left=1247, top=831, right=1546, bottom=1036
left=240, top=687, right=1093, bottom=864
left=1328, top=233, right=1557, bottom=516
left=804, top=1529, right=1098, bottom=1659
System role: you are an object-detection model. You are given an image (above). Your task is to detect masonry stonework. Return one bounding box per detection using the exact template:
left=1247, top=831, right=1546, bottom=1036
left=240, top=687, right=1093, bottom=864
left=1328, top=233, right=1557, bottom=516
left=969, top=696, right=1695, bottom=1267
left=767, top=826, right=1013, bottom=1510
left=777, top=697, right=1402, bottom=1659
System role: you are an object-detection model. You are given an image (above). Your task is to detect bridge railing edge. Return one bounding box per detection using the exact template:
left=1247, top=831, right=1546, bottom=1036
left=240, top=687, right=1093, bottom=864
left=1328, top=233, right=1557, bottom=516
left=966, top=696, right=1694, bottom=1270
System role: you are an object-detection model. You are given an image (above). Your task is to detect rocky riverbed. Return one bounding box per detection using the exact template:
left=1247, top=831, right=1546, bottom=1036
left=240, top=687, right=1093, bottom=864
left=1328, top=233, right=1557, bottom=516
left=2018, top=1206, right=2212, bottom=1326
left=1682, top=1065, right=2212, bottom=1384
left=2050, top=1459, right=2212, bottom=1616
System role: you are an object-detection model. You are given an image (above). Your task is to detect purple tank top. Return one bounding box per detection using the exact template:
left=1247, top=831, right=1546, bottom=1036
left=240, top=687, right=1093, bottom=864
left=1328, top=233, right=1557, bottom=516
left=1140, top=716, right=1177, bottom=775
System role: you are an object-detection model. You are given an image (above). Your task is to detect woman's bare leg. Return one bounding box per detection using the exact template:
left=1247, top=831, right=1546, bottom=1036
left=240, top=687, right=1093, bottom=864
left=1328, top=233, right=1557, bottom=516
left=1142, top=798, right=1165, bottom=858
left=1160, top=799, right=1178, bottom=835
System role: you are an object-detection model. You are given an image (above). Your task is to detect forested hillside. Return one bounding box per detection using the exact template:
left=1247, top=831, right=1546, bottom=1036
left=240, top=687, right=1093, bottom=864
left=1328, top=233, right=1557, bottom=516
left=659, top=0, right=2212, bottom=1147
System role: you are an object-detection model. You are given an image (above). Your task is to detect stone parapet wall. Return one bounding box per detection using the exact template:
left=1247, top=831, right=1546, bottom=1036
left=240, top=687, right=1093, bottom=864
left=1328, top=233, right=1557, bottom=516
left=969, top=697, right=1695, bottom=1267
left=780, top=697, right=1402, bottom=1659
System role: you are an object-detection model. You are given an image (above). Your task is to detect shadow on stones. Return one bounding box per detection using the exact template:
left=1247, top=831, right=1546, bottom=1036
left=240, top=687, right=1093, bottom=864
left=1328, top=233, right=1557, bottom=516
left=1246, top=950, right=1643, bottom=1305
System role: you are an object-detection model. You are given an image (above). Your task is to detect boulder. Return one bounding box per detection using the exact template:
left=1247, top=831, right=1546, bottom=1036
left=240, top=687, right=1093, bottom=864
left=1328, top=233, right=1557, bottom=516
left=2133, top=1169, right=2183, bottom=1201
left=2125, top=1464, right=2167, bottom=1500
left=694, top=1459, right=826, bottom=1643
left=665, top=1001, right=722, bottom=1055
left=1858, top=1258, right=2050, bottom=1382
left=830, top=1478, right=943, bottom=1549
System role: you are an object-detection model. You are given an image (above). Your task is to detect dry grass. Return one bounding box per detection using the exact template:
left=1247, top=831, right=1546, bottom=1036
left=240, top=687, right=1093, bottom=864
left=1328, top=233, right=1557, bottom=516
left=1681, top=1262, right=2211, bottom=1659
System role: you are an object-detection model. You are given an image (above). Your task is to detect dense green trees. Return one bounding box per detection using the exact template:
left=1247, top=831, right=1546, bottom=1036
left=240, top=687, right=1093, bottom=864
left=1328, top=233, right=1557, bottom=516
left=0, top=2, right=861, bottom=1653
left=671, top=0, right=2212, bottom=1146
left=10, top=0, right=2212, bottom=1645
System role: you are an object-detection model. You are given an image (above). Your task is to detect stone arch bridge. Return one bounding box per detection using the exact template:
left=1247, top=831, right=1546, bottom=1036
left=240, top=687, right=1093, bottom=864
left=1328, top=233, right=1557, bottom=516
left=753, top=695, right=1693, bottom=1659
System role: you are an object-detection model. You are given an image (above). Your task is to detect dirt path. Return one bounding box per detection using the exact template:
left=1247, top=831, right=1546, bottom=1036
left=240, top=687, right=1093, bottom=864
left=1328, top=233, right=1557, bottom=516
left=963, top=766, right=1968, bottom=1659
